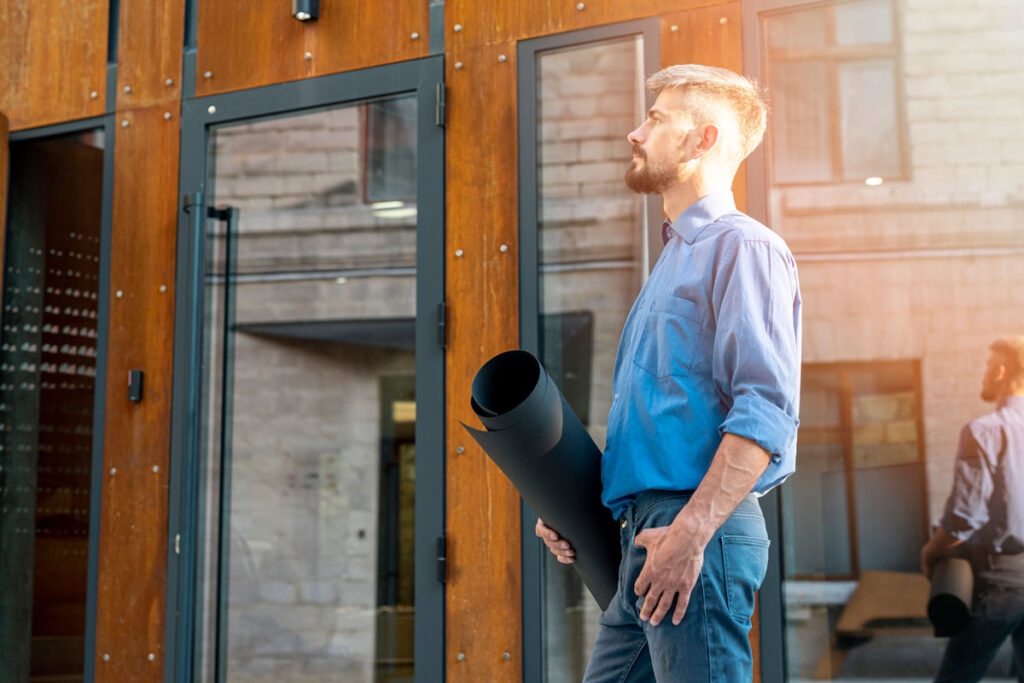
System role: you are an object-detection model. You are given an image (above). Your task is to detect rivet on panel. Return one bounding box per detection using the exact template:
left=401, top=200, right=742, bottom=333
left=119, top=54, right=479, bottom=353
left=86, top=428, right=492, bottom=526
left=116, top=290, right=123, bottom=298
left=498, top=54, right=507, bottom=63
left=499, top=244, right=509, bottom=253
left=453, top=23, right=462, bottom=32
left=719, top=16, right=728, bottom=24
left=456, top=446, right=465, bottom=454
left=455, top=249, right=464, bottom=257
left=457, top=653, right=466, bottom=661
left=152, top=466, right=160, bottom=473
left=577, top=2, right=585, bottom=9
left=305, top=51, right=313, bottom=60
left=163, top=112, right=172, bottom=121
left=503, top=652, right=511, bottom=660
left=204, top=70, right=213, bottom=79
left=109, top=468, right=117, bottom=475
left=208, top=105, right=217, bottom=115
left=102, top=654, right=110, bottom=662
left=670, top=25, right=679, bottom=32
left=120, top=120, right=129, bottom=128
left=165, top=78, right=174, bottom=86
left=454, top=61, right=464, bottom=70
left=123, top=85, right=132, bottom=94
left=411, top=32, right=420, bottom=40
left=159, top=284, right=167, bottom=293
left=90, top=91, right=99, bottom=99
left=147, top=653, right=155, bottom=662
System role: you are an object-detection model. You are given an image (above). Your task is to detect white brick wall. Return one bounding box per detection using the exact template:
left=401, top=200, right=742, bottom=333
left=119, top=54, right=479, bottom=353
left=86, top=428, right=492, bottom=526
left=775, top=0, right=1024, bottom=525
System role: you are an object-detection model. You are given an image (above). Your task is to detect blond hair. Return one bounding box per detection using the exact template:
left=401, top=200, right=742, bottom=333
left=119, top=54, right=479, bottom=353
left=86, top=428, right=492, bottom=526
left=645, top=64, right=769, bottom=163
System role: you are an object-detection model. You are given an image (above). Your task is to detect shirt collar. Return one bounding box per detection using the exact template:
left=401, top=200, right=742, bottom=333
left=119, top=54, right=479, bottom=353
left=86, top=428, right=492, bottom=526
left=662, top=191, right=738, bottom=245
left=998, top=395, right=1024, bottom=411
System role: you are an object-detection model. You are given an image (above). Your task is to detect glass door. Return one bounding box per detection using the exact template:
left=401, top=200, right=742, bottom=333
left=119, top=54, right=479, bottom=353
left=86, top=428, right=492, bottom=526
left=517, top=20, right=660, bottom=682
left=169, top=59, right=445, bottom=683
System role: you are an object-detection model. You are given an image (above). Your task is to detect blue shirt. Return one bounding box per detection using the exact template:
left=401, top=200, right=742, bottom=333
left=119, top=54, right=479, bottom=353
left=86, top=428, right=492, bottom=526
left=601, top=191, right=802, bottom=518
left=940, top=395, right=1024, bottom=554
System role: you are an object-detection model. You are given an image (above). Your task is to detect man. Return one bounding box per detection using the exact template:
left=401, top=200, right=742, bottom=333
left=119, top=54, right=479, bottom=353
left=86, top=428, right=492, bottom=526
left=921, top=337, right=1024, bottom=681
left=536, top=65, right=801, bottom=681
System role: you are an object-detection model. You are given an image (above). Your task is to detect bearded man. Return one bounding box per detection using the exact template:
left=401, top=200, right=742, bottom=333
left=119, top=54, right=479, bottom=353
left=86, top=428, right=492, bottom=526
left=922, top=337, right=1024, bottom=682
left=535, top=64, right=802, bottom=681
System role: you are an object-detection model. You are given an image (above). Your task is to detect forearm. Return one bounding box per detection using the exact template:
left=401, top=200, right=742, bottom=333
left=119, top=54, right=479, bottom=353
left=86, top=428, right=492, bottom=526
left=926, top=526, right=965, bottom=556
left=670, top=432, right=771, bottom=545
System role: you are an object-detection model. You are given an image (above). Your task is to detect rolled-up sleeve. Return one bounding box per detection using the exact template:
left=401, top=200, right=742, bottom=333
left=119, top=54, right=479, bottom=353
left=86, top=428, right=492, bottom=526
left=940, top=425, right=993, bottom=540
left=712, top=237, right=801, bottom=463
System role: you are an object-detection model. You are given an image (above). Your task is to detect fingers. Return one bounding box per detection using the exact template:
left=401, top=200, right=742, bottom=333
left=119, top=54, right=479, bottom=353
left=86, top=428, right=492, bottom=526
left=535, top=518, right=575, bottom=563
left=671, top=594, right=689, bottom=625
left=634, top=565, right=650, bottom=597
left=649, top=591, right=677, bottom=627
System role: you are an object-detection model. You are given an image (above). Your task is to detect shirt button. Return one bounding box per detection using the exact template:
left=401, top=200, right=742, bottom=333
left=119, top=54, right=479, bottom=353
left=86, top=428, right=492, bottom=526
left=614, top=393, right=619, bottom=401
left=621, top=520, right=627, bottom=529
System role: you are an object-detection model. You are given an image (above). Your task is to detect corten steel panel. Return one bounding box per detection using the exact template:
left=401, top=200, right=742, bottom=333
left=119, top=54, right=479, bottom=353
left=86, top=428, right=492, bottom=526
left=660, top=2, right=748, bottom=213
left=195, top=0, right=430, bottom=96
left=94, top=105, right=179, bottom=683
left=445, top=0, right=719, bottom=51
left=0, top=0, right=108, bottom=130
left=115, top=0, right=187, bottom=108
left=0, top=112, right=7, bottom=295
left=445, top=41, right=523, bottom=683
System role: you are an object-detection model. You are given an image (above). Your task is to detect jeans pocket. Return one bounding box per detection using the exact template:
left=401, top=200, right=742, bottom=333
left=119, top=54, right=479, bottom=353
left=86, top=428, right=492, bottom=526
left=721, top=535, right=770, bottom=623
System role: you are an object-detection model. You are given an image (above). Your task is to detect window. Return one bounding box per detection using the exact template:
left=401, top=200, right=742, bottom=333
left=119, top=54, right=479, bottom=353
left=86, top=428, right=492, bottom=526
left=762, top=0, right=906, bottom=184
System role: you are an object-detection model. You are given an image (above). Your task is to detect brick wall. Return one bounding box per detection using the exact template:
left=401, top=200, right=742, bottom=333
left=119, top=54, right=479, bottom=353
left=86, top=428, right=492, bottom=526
left=778, top=0, right=1024, bottom=522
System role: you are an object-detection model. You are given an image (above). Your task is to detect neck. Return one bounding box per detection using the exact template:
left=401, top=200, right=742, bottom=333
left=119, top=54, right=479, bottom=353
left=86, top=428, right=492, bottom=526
left=661, top=173, right=733, bottom=221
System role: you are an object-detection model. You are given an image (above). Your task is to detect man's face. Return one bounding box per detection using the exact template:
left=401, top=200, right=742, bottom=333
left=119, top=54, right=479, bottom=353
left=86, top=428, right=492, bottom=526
left=981, top=351, right=1009, bottom=402
left=624, top=89, right=697, bottom=195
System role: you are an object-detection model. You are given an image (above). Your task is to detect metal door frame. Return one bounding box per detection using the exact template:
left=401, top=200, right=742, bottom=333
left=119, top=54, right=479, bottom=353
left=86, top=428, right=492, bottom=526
left=516, top=19, right=660, bottom=681
left=6, top=114, right=117, bottom=683
left=166, top=56, right=446, bottom=683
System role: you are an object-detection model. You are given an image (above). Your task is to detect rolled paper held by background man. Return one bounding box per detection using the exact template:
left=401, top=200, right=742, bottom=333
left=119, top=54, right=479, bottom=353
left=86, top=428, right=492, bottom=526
left=928, top=556, right=974, bottom=637
left=462, top=349, right=621, bottom=610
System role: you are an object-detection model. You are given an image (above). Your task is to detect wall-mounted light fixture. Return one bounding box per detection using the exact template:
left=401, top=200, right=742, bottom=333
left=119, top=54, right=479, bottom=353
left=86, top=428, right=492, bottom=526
left=293, top=0, right=319, bottom=21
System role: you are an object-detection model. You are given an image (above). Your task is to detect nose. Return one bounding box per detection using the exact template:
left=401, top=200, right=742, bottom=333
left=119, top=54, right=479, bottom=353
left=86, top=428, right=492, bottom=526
left=627, top=125, right=644, bottom=146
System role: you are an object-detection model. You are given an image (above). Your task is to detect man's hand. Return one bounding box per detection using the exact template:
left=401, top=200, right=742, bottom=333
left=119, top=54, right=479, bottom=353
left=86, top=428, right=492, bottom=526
left=921, top=527, right=964, bottom=580
left=535, top=518, right=575, bottom=564
left=633, top=524, right=706, bottom=626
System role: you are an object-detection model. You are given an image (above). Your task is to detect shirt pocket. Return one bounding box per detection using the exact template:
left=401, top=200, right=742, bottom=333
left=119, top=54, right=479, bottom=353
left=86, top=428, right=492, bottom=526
left=631, top=295, right=706, bottom=380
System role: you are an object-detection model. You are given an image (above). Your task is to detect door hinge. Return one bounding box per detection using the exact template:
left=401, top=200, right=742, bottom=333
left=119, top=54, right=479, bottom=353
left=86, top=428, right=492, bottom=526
left=437, top=300, right=447, bottom=349
left=182, top=192, right=203, bottom=214
left=436, top=536, right=447, bottom=583
left=435, top=83, right=446, bottom=128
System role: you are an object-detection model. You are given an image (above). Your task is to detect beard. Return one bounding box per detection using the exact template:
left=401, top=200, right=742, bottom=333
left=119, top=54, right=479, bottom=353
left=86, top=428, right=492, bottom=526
left=624, top=146, right=686, bottom=194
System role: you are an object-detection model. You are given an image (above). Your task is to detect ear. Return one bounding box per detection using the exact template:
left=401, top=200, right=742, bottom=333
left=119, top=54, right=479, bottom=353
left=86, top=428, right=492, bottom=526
left=692, top=123, right=720, bottom=159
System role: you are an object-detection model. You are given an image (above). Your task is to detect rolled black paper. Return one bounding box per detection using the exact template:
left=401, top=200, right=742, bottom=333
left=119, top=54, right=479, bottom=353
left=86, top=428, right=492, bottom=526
left=462, top=349, right=621, bottom=610
left=928, top=557, right=973, bottom=637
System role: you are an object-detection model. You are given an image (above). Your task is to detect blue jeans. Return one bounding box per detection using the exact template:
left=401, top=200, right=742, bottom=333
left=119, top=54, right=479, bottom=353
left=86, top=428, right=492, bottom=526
left=935, top=553, right=1024, bottom=682
left=584, top=491, right=769, bottom=682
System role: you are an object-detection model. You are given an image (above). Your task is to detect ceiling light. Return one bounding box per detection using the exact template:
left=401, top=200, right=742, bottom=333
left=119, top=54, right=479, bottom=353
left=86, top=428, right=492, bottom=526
left=865, top=177, right=884, bottom=186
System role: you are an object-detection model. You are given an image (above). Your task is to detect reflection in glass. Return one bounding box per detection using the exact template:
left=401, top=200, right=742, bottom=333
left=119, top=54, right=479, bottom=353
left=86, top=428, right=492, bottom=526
left=763, top=0, right=903, bottom=184
left=0, top=130, right=104, bottom=682
left=197, top=97, right=418, bottom=682
left=535, top=34, right=646, bottom=682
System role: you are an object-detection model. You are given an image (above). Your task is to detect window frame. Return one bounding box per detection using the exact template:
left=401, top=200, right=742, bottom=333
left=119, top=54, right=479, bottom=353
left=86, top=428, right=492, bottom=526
left=759, top=0, right=911, bottom=187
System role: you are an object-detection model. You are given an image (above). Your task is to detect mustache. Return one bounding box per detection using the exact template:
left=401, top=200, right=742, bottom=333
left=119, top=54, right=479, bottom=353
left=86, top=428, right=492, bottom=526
left=631, top=145, right=646, bottom=159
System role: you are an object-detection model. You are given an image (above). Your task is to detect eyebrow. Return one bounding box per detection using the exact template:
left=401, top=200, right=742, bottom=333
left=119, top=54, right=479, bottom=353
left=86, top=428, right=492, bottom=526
left=648, top=107, right=669, bottom=120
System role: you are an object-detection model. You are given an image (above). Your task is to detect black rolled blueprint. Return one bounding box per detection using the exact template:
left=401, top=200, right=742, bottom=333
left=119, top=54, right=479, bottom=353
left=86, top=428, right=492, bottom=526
left=462, top=349, right=621, bottom=610
left=928, top=557, right=973, bottom=637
